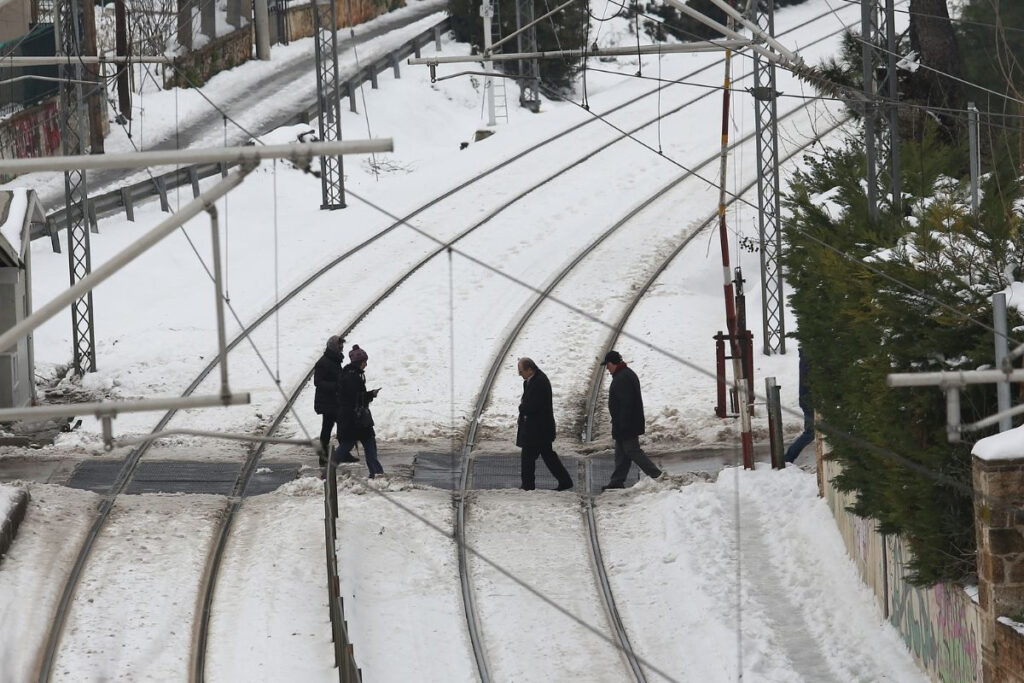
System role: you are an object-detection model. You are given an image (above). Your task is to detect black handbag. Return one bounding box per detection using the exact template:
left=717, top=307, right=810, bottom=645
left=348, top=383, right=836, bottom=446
left=353, top=405, right=374, bottom=429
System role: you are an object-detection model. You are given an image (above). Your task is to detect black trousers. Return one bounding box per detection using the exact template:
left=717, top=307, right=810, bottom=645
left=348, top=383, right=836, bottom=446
left=520, top=444, right=573, bottom=490
left=319, top=414, right=337, bottom=464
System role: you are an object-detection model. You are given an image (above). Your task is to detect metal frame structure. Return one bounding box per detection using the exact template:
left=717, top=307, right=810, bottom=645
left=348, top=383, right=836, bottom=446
left=56, top=0, right=97, bottom=375
left=861, top=0, right=901, bottom=219
left=751, top=0, right=785, bottom=355
left=514, top=0, right=541, bottom=111
left=0, top=139, right=390, bottom=434
left=312, top=0, right=346, bottom=209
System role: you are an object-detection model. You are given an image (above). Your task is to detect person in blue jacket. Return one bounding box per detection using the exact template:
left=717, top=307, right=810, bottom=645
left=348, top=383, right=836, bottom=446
left=785, top=347, right=815, bottom=464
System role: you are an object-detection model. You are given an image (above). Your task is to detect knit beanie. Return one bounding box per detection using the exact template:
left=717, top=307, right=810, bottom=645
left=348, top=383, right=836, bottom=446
left=349, top=344, right=369, bottom=364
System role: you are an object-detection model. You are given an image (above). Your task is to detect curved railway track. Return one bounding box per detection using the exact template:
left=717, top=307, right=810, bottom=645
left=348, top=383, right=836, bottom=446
left=34, top=7, right=857, bottom=679
left=449, top=92, right=840, bottom=680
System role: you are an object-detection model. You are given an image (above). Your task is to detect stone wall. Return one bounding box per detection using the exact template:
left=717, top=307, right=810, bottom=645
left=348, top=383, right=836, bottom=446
left=993, top=619, right=1024, bottom=682
left=972, top=454, right=1024, bottom=682
left=167, top=27, right=253, bottom=89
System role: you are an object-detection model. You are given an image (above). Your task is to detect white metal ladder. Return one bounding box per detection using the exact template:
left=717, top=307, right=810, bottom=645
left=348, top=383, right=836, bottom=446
left=490, top=0, right=509, bottom=122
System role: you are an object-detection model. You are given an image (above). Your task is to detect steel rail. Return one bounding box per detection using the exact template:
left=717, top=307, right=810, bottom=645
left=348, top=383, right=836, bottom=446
left=190, top=54, right=769, bottom=683
left=452, top=93, right=849, bottom=682
left=34, top=7, right=853, bottom=679
left=449, top=104, right=804, bottom=683
left=582, top=467, right=647, bottom=681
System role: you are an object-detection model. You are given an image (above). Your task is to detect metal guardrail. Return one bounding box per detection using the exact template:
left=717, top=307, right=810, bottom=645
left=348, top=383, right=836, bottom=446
left=33, top=18, right=451, bottom=253
left=324, top=458, right=362, bottom=682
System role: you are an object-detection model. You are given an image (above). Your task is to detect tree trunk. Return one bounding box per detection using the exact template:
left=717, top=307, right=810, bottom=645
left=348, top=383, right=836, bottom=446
left=907, top=0, right=963, bottom=112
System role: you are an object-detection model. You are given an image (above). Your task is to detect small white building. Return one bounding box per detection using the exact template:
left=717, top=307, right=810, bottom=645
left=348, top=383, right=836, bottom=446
left=0, top=188, right=42, bottom=409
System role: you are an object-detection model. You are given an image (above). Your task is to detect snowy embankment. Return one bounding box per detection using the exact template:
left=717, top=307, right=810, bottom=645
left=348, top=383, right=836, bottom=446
left=332, top=467, right=928, bottom=681
left=598, top=469, right=928, bottom=682
left=0, top=485, right=98, bottom=682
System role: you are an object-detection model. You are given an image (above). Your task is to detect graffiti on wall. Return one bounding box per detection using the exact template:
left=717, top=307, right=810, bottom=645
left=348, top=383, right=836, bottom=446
left=888, top=537, right=982, bottom=682
left=0, top=99, right=61, bottom=182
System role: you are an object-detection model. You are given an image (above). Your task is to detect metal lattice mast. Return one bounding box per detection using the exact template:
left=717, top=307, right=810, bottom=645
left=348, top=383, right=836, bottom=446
left=752, top=0, right=784, bottom=355
left=514, top=0, right=541, bottom=111
left=861, top=0, right=901, bottom=219
left=57, top=0, right=97, bottom=374
left=312, top=0, right=346, bottom=209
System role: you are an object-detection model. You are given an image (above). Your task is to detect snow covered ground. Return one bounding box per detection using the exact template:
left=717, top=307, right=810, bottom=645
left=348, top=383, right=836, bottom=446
left=0, top=0, right=934, bottom=680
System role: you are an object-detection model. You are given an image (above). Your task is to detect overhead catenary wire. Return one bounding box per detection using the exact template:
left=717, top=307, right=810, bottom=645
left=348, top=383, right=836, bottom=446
left=110, top=0, right=1015, bottom=501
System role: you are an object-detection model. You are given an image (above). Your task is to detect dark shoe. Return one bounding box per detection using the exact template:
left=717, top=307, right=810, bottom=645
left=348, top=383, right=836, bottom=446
left=555, top=481, right=574, bottom=491
left=336, top=455, right=359, bottom=464
left=601, top=483, right=625, bottom=492
left=519, top=485, right=535, bottom=491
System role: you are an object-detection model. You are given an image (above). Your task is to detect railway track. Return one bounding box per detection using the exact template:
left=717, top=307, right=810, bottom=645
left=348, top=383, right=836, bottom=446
left=32, top=5, right=858, bottom=679
left=446, top=95, right=842, bottom=681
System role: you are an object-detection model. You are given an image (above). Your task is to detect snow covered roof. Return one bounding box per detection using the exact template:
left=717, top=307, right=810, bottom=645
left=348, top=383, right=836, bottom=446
left=0, top=189, right=41, bottom=267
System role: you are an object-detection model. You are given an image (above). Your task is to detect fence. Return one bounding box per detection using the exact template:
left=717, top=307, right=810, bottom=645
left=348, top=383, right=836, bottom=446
left=323, top=459, right=361, bottom=681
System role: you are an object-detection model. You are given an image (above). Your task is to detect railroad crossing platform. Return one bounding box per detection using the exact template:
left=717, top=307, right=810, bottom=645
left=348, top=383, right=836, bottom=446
left=411, top=452, right=643, bottom=493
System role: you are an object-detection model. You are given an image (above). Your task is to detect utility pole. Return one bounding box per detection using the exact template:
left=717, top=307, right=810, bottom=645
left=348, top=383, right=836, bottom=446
left=751, top=0, right=785, bottom=356
left=514, top=0, right=540, bottom=111
left=715, top=26, right=754, bottom=469
left=861, top=0, right=901, bottom=219
left=311, top=0, right=346, bottom=209
left=115, top=0, right=131, bottom=121
left=254, top=0, right=272, bottom=60
left=56, top=0, right=97, bottom=374
left=480, top=0, right=497, bottom=126
left=969, top=102, right=980, bottom=216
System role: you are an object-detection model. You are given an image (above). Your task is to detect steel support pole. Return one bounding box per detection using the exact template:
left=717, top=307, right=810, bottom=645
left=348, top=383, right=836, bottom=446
left=861, top=0, right=899, bottom=219
left=969, top=102, right=980, bottom=216
left=861, top=0, right=879, bottom=219
left=312, top=0, right=346, bottom=209
left=254, top=0, right=272, bottom=59
left=481, top=0, right=496, bottom=126
left=994, top=292, right=1011, bottom=431
left=884, top=0, right=900, bottom=210
left=514, top=0, right=540, bottom=111
left=57, top=0, right=96, bottom=375
left=753, top=0, right=785, bottom=355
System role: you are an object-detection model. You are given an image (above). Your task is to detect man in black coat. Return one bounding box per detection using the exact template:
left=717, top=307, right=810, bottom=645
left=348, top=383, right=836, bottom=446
left=601, top=350, right=663, bottom=490
left=516, top=357, right=573, bottom=491
left=313, top=335, right=351, bottom=466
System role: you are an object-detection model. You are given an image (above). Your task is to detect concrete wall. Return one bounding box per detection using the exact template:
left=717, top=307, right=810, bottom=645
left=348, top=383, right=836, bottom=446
left=820, top=450, right=984, bottom=682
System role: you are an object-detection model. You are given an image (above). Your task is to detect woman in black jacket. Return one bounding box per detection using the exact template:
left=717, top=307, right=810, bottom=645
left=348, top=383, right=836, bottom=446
left=335, top=345, right=383, bottom=478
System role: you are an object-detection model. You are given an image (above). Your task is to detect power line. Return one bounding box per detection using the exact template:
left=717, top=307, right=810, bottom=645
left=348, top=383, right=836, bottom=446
left=831, top=0, right=1024, bottom=37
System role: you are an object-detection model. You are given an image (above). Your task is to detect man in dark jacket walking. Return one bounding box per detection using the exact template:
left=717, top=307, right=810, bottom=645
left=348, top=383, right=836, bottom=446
left=516, top=357, right=573, bottom=491
left=313, top=335, right=355, bottom=466
left=335, top=344, right=384, bottom=478
left=601, top=350, right=663, bottom=490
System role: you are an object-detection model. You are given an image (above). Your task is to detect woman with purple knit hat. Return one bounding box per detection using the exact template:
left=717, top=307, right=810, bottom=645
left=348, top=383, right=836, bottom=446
left=335, top=344, right=384, bottom=478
